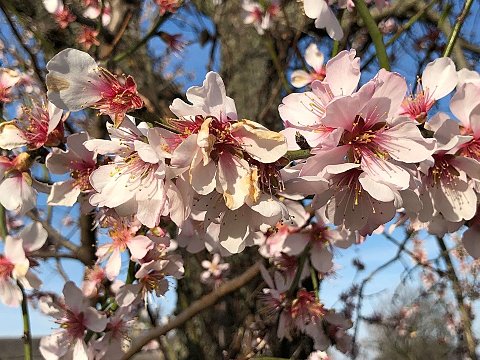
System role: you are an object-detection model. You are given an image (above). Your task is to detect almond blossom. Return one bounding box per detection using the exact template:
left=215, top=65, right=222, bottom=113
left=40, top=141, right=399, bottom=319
left=169, top=72, right=287, bottom=210
left=280, top=50, right=360, bottom=150
left=450, top=82, right=480, bottom=165
left=96, top=217, right=153, bottom=280
left=156, top=0, right=181, bottom=15
left=77, top=26, right=100, bottom=50
left=200, top=253, right=230, bottom=286
left=290, top=43, right=326, bottom=88
left=0, top=68, right=20, bottom=103
left=46, top=48, right=143, bottom=127
left=0, top=233, right=41, bottom=307
left=303, top=0, right=343, bottom=40
left=0, top=100, right=64, bottom=150
left=301, top=70, right=435, bottom=191
left=46, top=132, right=97, bottom=206
left=0, top=153, right=37, bottom=215
left=39, top=281, right=107, bottom=360
left=400, top=57, right=458, bottom=123
left=85, top=116, right=173, bottom=228
left=282, top=210, right=356, bottom=273
left=242, top=0, right=280, bottom=35
left=43, top=0, right=76, bottom=29
left=418, top=117, right=478, bottom=223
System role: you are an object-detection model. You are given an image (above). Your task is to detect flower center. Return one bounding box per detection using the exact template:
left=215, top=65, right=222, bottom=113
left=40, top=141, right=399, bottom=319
left=400, top=84, right=435, bottom=123
left=59, top=310, right=87, bottom=339
left=428, top=154, right=460, bottom=186
left=0, top=256, right=14, bottom=280
left=71, top=161, right=95, bottom=191
left=340, top=116, right=389, bottom=163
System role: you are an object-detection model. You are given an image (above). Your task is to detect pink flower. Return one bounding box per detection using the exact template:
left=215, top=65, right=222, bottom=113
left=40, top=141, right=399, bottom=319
left=302, top=70, right=434, bottom=191
left=308, top=351, right=330, bottom=360
left=46, top=132, right=97, bottom=206
left=0, top=153, right=37, bottom=215
left=303, top=163, right=399, bottom=234
left=96, top=219, right=154, bottom=280
left=280, top=50, right=360, bottom=150
left=39, top=281, right=107, bottom=360
left=193, top=191, right=288, bottom=254
left=303, top=0, right=343, bottom=40
left=43, top=0, right=76, bottom=29
left=155, top=0, right=181, bottom=15
left=200, top=253, right=229, bottom=285
left=0, top=68, right=20, bottom=103
left=450, top=82, right=480, bottom=164
left=54, top=7, right=76, bottom=29
left=83, top=1, right=111, bottom=26
left=82, top=265, right=106, bottom=297
left=77, top=27, right=100, bottom=50
left=85, top=117, right=175, bottom=228
left=169, top=72, right=287, bottom=212
left=400, top=58, right=458, bottom=123
left=290, top=43, right=327, bottom=88
left=159, top=32, right=187, bottom=54
left=0, top=100, right=64, bottom=150
left=0, top=234, right=39, bottom=307
left=283, top=211, right=355, bottom=273
left=46, top=48, right=143, bottom=127
left=93, top=304, right=135, bottom=358
left=242, top=0, right=280, bottom=35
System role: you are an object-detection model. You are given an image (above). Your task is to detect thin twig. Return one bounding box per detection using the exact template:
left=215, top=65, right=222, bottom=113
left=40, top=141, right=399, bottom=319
left=0, top=2, right=46, bottom=91
left=442, top=0, right=475, bottom=57
left=120, top=262, right=261, bottom=360
left=436, top=236, right=477, bottom=359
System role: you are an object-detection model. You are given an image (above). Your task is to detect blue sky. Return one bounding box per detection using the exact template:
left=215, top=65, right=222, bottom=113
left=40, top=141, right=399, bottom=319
left=0, top=4, right=479, bottom=360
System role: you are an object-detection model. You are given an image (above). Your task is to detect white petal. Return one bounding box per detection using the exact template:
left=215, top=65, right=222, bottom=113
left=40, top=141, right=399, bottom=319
left=47, top=180, right=81, bottom=206
left=46, top=48, right=101, bottom=111
left=19, top=222, right=48, bottom=252
left=422, top=57, right=458, bottom=100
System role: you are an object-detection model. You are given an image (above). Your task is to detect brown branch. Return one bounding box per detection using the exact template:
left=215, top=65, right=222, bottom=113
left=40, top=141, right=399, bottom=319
left=0, top=2, right=46, bottom=91
left=99, top=9, right=134, bottom=60
left=27, top=211, right=80, bottom=254
left=120, top=262, right=261, bottom=360
left=436, top=236, right=477, bottom=359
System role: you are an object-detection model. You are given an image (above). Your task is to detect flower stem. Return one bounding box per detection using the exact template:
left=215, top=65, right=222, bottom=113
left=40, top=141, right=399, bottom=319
left=18, top=282, right=33, bottom=360
left=0, top=205, right=7, bottom=239
left=287, top=243, right=311, bottom=298
left=310, top=266, right=319, bottom=301
left=353, top=0, right=390, bottom=70
left=442, top=0, right=474, bottom=57
left=126, top=259, right=136, bottom=284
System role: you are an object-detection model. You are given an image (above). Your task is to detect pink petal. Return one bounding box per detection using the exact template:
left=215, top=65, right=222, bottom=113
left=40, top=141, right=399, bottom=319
left=128, top=235, right=153, bottom=260
left=83, top=307, right=107, bottom=332
left=325, top=50, right=360, bottom=96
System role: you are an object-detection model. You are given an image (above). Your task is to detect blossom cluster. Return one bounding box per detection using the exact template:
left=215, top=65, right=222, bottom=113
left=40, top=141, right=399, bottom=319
left=0, top=31, right=479, bottom=357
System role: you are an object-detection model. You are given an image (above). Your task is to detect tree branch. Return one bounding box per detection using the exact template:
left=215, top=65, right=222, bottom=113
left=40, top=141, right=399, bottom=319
left=436, top=236, right=477, bottom=359
left=120, top=262, right=261, bottom=359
